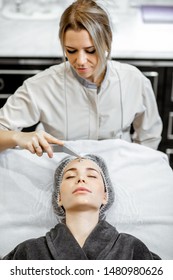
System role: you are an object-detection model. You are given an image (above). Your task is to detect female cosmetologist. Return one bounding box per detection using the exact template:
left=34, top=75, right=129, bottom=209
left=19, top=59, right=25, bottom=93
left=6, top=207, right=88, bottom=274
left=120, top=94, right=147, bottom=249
left=3, top=154, right=161, bottom=259
left=0, top=0, right=162, bottom=157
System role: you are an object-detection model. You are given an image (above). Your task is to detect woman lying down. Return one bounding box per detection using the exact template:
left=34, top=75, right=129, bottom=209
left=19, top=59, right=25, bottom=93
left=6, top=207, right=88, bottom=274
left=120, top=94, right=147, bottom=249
left=3, top=154, right=161, bottom=260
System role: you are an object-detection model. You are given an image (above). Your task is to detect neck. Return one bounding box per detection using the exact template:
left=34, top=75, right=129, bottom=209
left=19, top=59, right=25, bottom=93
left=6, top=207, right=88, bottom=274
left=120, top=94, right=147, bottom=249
left=65, top=210, right=99, bottom=247
left=94, top=69, right=106, bottom=87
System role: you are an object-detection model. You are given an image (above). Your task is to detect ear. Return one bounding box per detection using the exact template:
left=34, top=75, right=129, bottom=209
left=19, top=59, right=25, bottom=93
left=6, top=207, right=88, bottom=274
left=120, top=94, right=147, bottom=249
left=57, top=193, right=63, bottom=207
left=102, top=192, right=108, bottom=206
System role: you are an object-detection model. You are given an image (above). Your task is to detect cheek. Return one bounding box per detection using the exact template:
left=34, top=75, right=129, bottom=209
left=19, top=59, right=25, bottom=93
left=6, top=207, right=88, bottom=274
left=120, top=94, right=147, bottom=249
left=66, top=55, right=75, bottom=64
left=94, top=182, right=106, bottom=196
left=91, top=55, right=98, bottom=64
left=59, top=182, right=69, bottom=199
left=58, top=190, right=70, bottom=207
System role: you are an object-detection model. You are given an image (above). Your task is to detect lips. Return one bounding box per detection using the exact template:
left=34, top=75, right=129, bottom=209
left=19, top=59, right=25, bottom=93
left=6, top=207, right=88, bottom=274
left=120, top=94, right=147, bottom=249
left=76, top=68, right=88, bottom=73
left=72, top=187, right=91, bottom=194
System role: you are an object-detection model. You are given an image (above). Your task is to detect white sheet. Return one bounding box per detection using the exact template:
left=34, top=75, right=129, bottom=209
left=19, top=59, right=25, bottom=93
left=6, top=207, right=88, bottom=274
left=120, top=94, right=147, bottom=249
left=0, top=139, right=173, bottom=259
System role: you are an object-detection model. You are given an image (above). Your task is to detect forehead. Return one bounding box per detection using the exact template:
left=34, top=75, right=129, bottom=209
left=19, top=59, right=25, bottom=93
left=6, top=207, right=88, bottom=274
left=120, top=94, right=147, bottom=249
left=63, top=158, right=101, bottom=173
left=64, top=29, right=93, bottom=46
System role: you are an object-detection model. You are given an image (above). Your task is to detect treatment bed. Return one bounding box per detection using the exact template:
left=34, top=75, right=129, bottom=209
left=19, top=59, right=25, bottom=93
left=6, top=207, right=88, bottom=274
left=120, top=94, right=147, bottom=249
left=0, top=139, right=173, bottom=259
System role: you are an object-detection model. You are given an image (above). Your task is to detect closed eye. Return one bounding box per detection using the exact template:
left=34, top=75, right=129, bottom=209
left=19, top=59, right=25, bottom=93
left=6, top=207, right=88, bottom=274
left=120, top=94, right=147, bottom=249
left=65, top=175, right=75, bottom=179
left=66, top=49, right=96, bottom=54
left=86, top=49, right=96, bottom=54
left=66, top=49, right=76, bottom=54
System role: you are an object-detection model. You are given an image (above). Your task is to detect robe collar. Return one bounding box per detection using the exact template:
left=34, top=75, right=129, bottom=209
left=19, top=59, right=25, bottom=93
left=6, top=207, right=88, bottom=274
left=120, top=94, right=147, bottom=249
left=46, top=220, right=119, bottom=260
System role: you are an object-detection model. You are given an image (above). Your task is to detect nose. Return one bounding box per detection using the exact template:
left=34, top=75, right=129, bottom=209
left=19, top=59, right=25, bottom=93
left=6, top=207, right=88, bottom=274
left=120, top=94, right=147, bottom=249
left=77, top=176, right=86, bottom=183
left=76, top=51, right=87, bottom=65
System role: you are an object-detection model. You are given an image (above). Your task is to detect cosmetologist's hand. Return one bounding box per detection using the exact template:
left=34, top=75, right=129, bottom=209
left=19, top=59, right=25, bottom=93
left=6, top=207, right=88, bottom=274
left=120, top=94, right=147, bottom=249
left=13, top=130, right=64, bottom=158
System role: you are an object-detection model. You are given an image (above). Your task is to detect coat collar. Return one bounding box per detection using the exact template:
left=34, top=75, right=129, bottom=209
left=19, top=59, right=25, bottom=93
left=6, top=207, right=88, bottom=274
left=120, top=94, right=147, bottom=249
left=70, top=63, right=110, bottom=91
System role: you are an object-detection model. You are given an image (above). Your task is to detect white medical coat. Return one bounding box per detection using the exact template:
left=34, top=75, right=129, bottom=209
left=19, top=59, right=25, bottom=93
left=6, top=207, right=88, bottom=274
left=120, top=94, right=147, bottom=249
left=0, top=60, right=162, bottom=149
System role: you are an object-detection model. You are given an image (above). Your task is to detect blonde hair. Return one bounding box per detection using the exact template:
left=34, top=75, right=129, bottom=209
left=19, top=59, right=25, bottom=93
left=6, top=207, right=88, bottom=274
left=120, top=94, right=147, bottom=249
left=59, top=0, right=112, bottom=79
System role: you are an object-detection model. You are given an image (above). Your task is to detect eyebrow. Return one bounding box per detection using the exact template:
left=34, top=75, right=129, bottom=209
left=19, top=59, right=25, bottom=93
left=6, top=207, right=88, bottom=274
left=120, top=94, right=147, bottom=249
left=63, top=167, right=100, bottom=175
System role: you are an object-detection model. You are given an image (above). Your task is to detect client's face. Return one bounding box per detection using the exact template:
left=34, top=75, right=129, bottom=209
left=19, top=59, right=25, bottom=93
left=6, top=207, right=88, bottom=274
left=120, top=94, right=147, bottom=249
left=58, top=158, right=107, bottom=213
